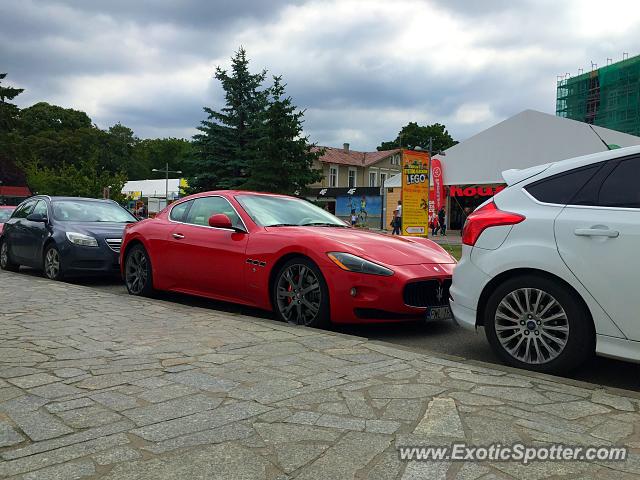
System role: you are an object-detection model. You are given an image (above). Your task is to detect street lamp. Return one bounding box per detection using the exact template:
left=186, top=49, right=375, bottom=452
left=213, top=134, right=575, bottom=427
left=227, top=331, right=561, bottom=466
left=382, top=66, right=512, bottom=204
left=151, top=163, right=182, bottom=204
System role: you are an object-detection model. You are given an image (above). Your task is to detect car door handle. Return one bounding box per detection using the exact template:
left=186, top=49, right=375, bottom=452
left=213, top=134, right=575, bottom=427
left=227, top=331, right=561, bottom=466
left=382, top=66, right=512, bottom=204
left=574, top=228, right=619, bottom=238
left=172, top=233, right=185, bottom=240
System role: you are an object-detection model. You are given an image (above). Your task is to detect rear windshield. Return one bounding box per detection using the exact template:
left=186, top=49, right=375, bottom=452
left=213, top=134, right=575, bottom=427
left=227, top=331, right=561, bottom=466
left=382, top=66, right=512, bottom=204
left=52, top=200, right=137, bottom=223
left=0, top=209, right=15, bottom=222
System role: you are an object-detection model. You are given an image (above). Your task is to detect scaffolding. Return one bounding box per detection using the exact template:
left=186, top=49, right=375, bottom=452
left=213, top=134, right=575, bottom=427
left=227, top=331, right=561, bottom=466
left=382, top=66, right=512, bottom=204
left=556, top=54, right=640, bottom=136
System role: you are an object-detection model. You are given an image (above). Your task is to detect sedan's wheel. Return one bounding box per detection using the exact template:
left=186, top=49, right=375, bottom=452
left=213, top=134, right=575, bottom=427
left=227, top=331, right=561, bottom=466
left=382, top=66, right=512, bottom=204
left=484, top=274, right=594, bottom=374
left=0, top=240, right=20, bottom=272
left=273, top=257, right=329, bottom=327
left=125, top=245, right=154, bottom=296
left=43, top=245, right=64, bottom=280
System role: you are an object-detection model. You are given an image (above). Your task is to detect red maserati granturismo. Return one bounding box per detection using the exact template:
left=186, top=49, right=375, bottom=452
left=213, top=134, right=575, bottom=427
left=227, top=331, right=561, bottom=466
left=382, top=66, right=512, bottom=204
left=120, top=191, right=456, bottom=327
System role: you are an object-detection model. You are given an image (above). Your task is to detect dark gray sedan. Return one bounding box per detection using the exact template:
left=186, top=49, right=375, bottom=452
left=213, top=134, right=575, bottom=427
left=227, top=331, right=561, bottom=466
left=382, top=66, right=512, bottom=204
left=0, top=196, right=137, bottom=280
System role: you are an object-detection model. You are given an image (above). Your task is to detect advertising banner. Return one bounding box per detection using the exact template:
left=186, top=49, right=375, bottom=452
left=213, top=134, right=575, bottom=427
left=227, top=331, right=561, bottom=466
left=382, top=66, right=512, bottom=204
left=431, top=158, right=445, bottom=212
left=401, top=149, right=430, bottom=236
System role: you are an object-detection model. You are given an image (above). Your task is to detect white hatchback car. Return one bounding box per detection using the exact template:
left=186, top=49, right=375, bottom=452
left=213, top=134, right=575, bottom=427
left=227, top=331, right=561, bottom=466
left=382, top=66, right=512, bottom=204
left=450, top=145, right=640, bottom=374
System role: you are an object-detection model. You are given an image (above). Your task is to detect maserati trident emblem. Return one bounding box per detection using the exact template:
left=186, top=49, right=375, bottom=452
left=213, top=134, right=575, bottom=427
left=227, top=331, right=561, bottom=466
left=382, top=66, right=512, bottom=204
left=435, top=285, right=444, bottom=303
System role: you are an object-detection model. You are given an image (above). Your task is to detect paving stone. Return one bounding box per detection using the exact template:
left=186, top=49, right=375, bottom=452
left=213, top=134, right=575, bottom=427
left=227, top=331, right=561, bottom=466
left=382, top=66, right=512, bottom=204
left=165, top=370, right=239, bottom=392
left=448, top=371, right=532, bottom=387
left=382, top=399, right=425, bottom=421
left=316, top=413, right=366, bottom=431
left=46, top=397, right=95, bottom=413
left=55, top=405, right=123, bottom=429
left=198, top=353, right=245, bottom=364
left=591, top=389, right=636, bottom=412
left=402, top=460, right=450, bottom=480
left=7, top=373, right=59, bottom=389
left=0, top=386, right=23, bottom=402
left=366, top=449, right=404, bottom=480
left=454, top=462, right=492, bottom=479
left=414, top=397, right=465, bottom=438
left=53, top=368, right=87, bottom=378
left=295, top=431, right=391, bottom=480
left=122, top=393, right=222, bottom=426
left=448, top=391, right=504, bottom=406
left=369, top=383, right=446, bottom=399
left=0, top=394, right=49, bottom=413
left=0, top=420, right=25, bottom=447
left=273, top=442, right=330, bottom=473
left=28, top=382, right=83, bottom=399
left=365, top=419, right=401, bottom=434
left=92, top=445, right=143, bottom=465
left=285, top=410, right=322, bottom=425
left=131, top=401, right=271, bottom=441
left=8, top=409, right=74, bottom=441
left=533, top=399, right=610, bottom=420
left=130, top=376, right=173, bottom=388
left=23, top=459, right=95, bottom=480
left=589, top=420, right=634, bottom=442
left=254, top=422, right=341, bottom=444
left=90, top=391, right=140, bottom=410
left=101, top=443, right=274, bottom=480
left=470, top=386, right=550, bottom=404
left=137, top=383, right=198, bottom=403
left=143, top=422, right=255, bottom=454
left=0, top=366, right=43, bottom=378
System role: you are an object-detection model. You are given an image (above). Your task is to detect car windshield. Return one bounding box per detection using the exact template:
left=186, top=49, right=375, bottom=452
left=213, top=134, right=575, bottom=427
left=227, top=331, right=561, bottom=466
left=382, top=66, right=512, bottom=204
left=52, top=200, right=137, bottom=223
left=0, top=209, right=15, bottom=222
left=236, top=194, right=347, bottom=227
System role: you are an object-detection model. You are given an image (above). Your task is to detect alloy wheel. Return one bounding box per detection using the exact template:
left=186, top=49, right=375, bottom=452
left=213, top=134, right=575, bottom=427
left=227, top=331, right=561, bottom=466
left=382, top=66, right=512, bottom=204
left=45, top=248, right=60, bottom=279
left=126, top=249, right=148, bottom=295
left=494, top=288, right=569, bottom=364
left=276, top=263, right=322, bottom=325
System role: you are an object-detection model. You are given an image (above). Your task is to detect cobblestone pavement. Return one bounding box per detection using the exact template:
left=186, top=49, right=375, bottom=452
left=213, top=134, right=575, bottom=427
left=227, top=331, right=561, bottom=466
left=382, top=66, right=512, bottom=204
left=1, top=270, right=639, bottom=479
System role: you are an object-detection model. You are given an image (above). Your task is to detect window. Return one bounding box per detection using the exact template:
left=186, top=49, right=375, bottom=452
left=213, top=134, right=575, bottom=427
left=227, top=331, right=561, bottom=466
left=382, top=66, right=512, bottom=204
left=185, top=196, right=241, bottom=228
left=32, top=200, right=48, bottom=217
left=525, top=165, right=600, bottom=205
left=380, top=173, right=387, bottom=187
left=13, top=201, right=36, bottom=219
left=52, top=201, right=137, bottom=223
left=236, top=195, right=345, bottom=227
left=329, top=166, right=338, bottom=187
left=369, top=172, right=377, bottom=187
left=348, top=169, right=357, bottom=188
left=169, top=200, right=192, bottom=222
left=597, top=157, right=640, bottom=208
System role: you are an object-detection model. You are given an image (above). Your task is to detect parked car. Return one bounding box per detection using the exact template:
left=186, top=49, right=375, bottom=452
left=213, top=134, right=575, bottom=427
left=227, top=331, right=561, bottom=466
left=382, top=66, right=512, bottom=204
left=0, top=196, right=137, bottom=279
left=0, top=206, right=16, bottom=236
left=121, top=191, right=455, bottom=327
left=450, top=145, right=640, bottom=373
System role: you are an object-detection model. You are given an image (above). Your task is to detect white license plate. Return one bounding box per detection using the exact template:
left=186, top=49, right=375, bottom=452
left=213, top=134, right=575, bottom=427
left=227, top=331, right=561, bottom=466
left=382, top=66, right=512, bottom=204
left=426, top=306, right=453, bottom=321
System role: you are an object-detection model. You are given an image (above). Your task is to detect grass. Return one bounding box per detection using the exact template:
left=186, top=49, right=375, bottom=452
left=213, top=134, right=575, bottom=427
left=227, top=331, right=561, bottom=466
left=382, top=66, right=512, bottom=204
left=440, top=243, right=462, bottom=261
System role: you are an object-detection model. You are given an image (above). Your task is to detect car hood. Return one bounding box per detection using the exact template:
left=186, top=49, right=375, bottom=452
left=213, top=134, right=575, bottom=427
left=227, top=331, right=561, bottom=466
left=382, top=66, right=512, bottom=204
left=60, top=222, right=127, bottom=238
left=266, top=226, right=455, bottom=266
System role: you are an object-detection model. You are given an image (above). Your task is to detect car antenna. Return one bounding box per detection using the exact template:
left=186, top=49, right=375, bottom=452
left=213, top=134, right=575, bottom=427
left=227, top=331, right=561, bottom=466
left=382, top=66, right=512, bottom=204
left=588, top=124, right=611, bottom=151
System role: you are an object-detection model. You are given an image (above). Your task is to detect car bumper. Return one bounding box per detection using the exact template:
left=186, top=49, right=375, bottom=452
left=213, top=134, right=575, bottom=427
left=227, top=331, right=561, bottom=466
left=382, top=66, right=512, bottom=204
left=324, top=262, right=455, bottom=324
left=59, top=242, right=120, bottom=275
left=449, top=245, right=491, bottom=330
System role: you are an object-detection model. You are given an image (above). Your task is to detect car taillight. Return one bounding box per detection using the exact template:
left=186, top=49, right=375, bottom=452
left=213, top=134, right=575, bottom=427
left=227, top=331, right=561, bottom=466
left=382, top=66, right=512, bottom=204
left=461, top=201, right=525, bottom=246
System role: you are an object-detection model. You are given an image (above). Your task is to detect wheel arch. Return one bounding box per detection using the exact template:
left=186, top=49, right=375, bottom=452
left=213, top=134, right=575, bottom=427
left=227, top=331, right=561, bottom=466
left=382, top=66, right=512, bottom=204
left=475, top=268, right=595, bottom=333
left=267, top=252, right=326, bottom=311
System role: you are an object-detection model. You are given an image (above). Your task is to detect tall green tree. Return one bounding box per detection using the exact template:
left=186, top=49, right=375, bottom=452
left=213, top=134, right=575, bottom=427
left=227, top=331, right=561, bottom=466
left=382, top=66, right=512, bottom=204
left=378, top=122, right=457, bottom=153
left=0, top=73, right=24, bottom=134
left=190, top=47, right=268, bottom=191
left=244, top=76, right=323, bottom=193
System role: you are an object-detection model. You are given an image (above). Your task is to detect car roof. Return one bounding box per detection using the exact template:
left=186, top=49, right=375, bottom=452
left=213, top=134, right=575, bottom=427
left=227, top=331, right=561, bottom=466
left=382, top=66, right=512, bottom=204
left=33, top=196, right=117, bottom=203
left=505, top=144, right=640, bottom=186
left=180, top=190, right=296, bottom=201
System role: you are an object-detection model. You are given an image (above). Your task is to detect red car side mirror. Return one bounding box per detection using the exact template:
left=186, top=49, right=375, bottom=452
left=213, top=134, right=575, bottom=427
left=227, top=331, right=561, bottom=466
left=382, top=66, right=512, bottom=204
left=208, top=213, right=233, bottom=229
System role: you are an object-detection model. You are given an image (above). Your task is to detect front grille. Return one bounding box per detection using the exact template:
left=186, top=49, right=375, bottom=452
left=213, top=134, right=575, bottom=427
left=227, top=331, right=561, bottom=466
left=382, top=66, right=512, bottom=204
left=403, top=279, right=451, bottom=308
left=105, top=238, right=122, bottom=253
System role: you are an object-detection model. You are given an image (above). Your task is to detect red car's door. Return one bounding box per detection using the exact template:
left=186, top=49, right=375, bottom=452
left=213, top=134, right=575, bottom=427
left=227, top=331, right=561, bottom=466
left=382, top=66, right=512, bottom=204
left=166, top=196, right=249, bottom=302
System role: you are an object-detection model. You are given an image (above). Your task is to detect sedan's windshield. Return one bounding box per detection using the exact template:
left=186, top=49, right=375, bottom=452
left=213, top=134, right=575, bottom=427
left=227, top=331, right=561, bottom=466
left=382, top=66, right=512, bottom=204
left=52, top=200, right=137, bottom=223
left=0, top=209, right=14, bottom=222
left=236, top=194, right=347, bottom=227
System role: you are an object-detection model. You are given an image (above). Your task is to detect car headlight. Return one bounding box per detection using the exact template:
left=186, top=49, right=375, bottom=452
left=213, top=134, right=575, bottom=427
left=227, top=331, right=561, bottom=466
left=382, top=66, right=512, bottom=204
left=327, top=252, right=394, bottom=276
left=66, top=232, right=98, bottom=247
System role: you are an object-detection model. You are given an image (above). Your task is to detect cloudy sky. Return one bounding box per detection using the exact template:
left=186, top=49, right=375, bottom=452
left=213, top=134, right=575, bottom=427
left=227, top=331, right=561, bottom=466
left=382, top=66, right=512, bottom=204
left=2, top=0, right=638, bottom=150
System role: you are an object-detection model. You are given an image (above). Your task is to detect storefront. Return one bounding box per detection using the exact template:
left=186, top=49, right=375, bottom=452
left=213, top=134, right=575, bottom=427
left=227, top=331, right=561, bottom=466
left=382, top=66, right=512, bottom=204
left=447, top=184, right=505, bottom=230
left=305, top=187, right=383, bottom=228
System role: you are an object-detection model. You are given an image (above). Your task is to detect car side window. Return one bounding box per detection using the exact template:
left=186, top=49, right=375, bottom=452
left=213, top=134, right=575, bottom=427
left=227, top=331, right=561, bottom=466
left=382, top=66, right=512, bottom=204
left=596, top=157, right=640, bottom=208
left=13, top=201, right=36, bottom=219
left=169, top=200, right=192, bottom=222
left=524, top=164, right=600, bottom=205
left=185, top=197, right=241, bottom=227
left=32, top=200, right=48, bottom=217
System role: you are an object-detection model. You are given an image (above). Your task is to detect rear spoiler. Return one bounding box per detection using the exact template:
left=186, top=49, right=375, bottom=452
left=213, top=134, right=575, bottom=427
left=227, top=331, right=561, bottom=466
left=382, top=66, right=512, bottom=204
left=502, top=162, right=553, bottom=186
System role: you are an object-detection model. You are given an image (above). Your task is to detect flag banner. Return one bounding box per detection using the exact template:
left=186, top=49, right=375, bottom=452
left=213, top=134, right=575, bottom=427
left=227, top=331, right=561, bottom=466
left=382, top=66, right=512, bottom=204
left=401, top=149, right=430, bottom=236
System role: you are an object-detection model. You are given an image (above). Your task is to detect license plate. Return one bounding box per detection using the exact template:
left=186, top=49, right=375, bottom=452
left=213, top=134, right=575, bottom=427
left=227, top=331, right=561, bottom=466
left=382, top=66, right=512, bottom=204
left=426, top=306, right=453, bottom=321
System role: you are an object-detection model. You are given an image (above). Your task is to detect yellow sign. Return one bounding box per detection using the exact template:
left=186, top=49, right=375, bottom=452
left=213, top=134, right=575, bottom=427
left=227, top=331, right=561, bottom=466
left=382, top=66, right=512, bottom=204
left=401, top=149, right=430, bottom=236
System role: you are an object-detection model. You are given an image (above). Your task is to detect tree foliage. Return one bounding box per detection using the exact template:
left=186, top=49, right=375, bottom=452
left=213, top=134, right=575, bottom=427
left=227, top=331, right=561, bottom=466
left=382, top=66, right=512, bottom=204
left=0, top=73, right=24, bottom=134
left=378, top=122, right=457, bottom=153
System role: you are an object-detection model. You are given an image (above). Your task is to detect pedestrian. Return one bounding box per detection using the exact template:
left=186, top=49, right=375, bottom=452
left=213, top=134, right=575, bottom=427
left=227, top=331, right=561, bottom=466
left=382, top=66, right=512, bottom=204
left=351, top=213, right=357, bottom=226
left=431, top=216, right=439, bottom=236
left=438, top=207, right=446, bottom=236
left=391, top=200, right=402, bottom=235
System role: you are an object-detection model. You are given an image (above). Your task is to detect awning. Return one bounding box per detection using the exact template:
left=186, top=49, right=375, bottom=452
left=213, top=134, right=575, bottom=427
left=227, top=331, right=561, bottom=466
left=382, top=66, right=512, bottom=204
left=0, top=186, right=31, bottom=197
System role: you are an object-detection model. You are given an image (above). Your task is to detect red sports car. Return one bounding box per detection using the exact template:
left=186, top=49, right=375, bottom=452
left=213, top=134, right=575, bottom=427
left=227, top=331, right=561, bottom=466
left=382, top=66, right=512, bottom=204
left=120, top=191, right=455, bottom=327
left=0, top=206, right=16, bottom=236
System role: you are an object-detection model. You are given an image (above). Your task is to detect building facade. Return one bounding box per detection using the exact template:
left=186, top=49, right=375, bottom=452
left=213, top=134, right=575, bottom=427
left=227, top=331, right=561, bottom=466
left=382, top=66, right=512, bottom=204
left=556, top=54, right=640, bottom=136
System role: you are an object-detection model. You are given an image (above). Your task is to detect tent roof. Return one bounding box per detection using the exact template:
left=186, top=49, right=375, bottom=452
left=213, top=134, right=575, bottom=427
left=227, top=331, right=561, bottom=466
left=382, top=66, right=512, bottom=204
left=436, top=109, right=640, bottom=185
left=122, top=179, right=182, bottom=197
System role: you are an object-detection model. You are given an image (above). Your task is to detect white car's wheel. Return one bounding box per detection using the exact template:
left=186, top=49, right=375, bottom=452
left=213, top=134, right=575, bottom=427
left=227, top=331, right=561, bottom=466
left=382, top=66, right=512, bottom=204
left=484, top=274, right=594, bottom=374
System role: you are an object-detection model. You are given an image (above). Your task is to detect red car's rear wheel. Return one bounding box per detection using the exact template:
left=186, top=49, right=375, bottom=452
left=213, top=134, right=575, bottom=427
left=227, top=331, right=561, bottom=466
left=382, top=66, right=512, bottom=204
left=273, top=257, right=329, bottom=327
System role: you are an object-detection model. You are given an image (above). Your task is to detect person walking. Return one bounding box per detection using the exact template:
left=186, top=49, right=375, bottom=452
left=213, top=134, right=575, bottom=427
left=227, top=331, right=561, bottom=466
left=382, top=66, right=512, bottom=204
left=438, top=207, right=446, bottom=236
left=391, top=200, right=402, bottom=235
left=431, top=215, right=439, bottom=236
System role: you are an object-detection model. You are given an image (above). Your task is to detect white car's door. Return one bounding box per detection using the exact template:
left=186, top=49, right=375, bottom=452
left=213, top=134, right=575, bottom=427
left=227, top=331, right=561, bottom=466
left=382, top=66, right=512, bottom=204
left=554, top=155, right=640, bottom=341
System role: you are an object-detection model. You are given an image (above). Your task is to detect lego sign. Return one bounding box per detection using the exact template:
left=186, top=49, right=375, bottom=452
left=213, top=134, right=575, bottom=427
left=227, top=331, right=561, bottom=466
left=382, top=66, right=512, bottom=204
left=401, top=149, right=430, bottom=236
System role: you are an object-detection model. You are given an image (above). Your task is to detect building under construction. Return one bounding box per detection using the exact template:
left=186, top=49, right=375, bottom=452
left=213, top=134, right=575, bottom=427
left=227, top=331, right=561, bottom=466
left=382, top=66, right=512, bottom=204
left=556, top=54, right=640, bottom=136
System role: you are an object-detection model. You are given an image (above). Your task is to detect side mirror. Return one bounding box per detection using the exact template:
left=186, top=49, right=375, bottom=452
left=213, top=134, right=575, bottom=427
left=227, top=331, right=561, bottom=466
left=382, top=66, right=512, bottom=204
left=208, top=213, right=233, bottom=229
left=26, top=213, right=47, bottom=222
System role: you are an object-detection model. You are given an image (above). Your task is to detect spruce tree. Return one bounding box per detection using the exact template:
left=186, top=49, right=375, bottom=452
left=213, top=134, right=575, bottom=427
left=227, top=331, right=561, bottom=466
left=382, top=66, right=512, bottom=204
left=0, top=73, right=24, bottom=134
left=190, top=48, right=268, bottom=191
left=244, top=76, right=323, bottom=194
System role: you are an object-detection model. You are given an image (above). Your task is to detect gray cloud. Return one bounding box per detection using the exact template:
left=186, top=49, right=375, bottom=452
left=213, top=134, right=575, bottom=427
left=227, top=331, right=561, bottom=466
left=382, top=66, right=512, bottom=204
left=2, top=0, right=639, bottom=150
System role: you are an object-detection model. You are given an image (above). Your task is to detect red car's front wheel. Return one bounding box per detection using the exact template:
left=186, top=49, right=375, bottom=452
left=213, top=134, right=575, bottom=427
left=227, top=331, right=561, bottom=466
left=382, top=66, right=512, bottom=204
left=273, top=257, right=330, bottom=327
